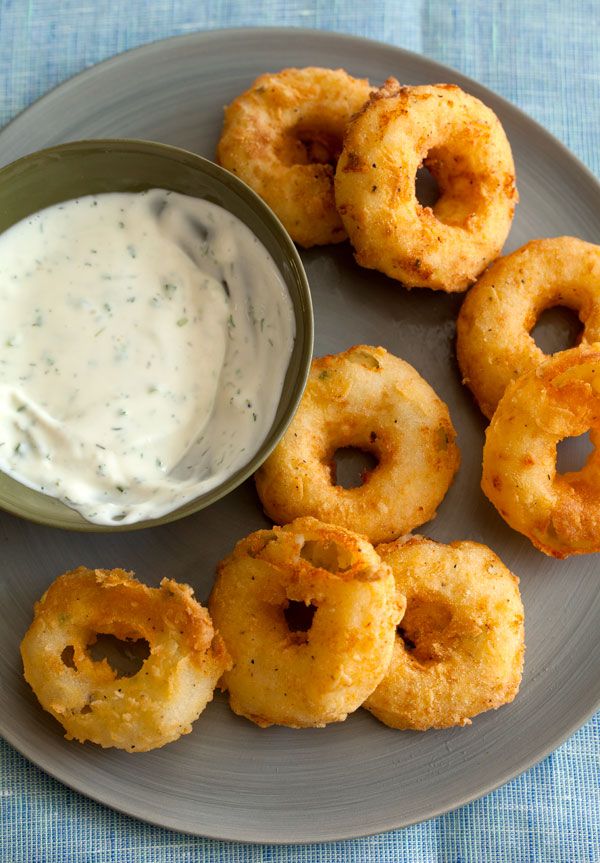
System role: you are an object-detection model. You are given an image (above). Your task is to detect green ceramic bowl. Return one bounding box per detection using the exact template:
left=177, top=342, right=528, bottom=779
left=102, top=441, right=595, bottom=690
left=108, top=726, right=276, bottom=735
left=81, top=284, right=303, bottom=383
left=0, top=139, right=313, bottom=531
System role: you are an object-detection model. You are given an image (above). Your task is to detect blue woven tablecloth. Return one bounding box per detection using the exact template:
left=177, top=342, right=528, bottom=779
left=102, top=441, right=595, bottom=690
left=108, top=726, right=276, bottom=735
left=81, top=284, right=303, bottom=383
left=1, top=2, right=599, bottom=860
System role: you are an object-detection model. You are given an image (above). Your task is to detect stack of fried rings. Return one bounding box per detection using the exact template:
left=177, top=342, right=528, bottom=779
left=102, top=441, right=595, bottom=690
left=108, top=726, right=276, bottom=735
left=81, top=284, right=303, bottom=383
left=217, top=69, right=518, bottom=292
left=22, top=520, right=524, bottom=739
left=208, top=521, right=524, bottom=730
left=218, top=67, right=600, bottom=559
left=255, top=345, right=460, bottom=545
left=34, top=66, right=595, bottom=743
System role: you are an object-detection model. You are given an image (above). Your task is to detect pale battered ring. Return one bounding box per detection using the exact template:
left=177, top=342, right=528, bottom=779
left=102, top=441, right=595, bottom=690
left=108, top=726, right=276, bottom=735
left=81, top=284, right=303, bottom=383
left=20, top=567, right=230, bottom=751
left=255, top=345, right=460, bottom=544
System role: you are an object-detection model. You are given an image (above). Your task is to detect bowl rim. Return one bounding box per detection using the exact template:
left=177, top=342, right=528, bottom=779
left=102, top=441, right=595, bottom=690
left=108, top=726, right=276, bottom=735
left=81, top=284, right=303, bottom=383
left=0, top=137, right=314, bottom=531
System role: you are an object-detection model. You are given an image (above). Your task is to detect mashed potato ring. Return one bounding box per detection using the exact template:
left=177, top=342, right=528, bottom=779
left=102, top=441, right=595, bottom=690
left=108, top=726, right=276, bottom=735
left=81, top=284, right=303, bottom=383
left=335, top=80, right=517, bottom=291
left=457, top=237, right=600, bottom=419
left=255, top=345, right=460, bottom=544
left=209, top=517, right=403, bottom=728
left=364, top=536, right=524, bottom=730
left=217, top=67, right=372, bottom=247
left=482, top=344, right=600, bottom=558
left=20, top=567, right=230, bottom=752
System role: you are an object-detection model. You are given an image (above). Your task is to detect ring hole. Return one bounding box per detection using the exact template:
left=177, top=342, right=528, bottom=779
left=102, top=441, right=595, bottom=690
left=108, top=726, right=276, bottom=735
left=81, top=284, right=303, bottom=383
left=332, top=447, right=379, bottom=489
left=397, top=598, right=453, bottom=663
left=556, top=431, right=594, bottom=475
left=284, top=600, right=317, bottom=633
left=300, top=539, right=354, bottom=572
left=531, top=306, right=583, bottom=354
left=396, top=626, right=416, bottom=651
left=61, top=645, right=76, bottom=670
left=87, top=633, right=150, bottom=679
left=415, top=164, right=440, bottom=208
left=296, top=128, right=343, bottom=167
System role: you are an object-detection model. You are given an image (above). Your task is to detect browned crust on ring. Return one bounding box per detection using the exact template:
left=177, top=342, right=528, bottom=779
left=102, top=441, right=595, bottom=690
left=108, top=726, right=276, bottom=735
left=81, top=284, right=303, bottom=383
left=20, top=567, right=230, bottom=751
left=457, top=237, right=600, bottom=418
left=482, top=344, right=600, bottom=557
left=334, top=81, right=517, bottom=291
left=217, top=67, right=373, bottom=247
left=209, top=517, right=404, bottom=728
left=364, top=536, right=524, bottom=730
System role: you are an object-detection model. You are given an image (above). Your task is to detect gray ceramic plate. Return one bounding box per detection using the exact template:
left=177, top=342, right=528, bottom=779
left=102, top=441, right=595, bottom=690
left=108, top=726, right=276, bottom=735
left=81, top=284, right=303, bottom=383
left=1, top=28, right=599, bottom=844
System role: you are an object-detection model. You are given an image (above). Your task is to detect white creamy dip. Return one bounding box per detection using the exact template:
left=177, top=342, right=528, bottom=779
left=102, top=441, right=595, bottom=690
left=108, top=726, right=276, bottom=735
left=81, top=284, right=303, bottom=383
left=0, top=189, right=295, bottom=524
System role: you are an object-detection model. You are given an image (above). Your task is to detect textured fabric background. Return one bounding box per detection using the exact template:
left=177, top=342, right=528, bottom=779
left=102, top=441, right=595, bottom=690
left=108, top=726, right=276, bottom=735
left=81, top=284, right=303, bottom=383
left=0, top=2, right=599, bottom=861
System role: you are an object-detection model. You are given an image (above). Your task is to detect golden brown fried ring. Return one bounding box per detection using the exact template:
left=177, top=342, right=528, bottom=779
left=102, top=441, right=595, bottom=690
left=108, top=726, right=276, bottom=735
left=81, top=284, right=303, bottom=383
left=209, top=517, right=404, bottom=728
left=364, top=536, right=524, bottom=730
left=482, top=344, right=600, bottom=558
left=457, top=237, right=600, bottom=418
left=255, top=345, right=460, bottom=544
left=20, top=567, right=230, bottom=751
left=335, top=80, right=518, bottom=291
left=217, top=67, right=373, bottom=247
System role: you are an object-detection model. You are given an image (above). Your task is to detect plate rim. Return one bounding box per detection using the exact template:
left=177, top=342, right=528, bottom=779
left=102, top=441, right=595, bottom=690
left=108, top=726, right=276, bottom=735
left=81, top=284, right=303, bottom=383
left=1, top=25, right=599, bottom=844
left=3, top=25, right=600, bottom=194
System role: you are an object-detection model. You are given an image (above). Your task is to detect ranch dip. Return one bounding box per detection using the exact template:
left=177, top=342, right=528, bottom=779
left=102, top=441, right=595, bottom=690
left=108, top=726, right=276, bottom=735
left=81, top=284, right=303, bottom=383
left=0, top=189, right=295, bottom=524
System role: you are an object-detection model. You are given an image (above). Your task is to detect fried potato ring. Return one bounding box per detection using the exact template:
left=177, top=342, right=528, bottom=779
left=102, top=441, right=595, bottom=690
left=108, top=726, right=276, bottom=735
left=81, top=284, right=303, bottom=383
left=364, top=536, right=524, bottom=730
left=20, top=567, right=230, bottom=752
left=217, top=67, right=373, bottom=247
left=482, top=344, right=600, bottom=558
left=255, top=345, right=460, bottom=544
left=335, top=80, right=518, bottom=292
left=209, top=517, right=403, bottom=728
left=457, top=237, right=600, bottom=418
